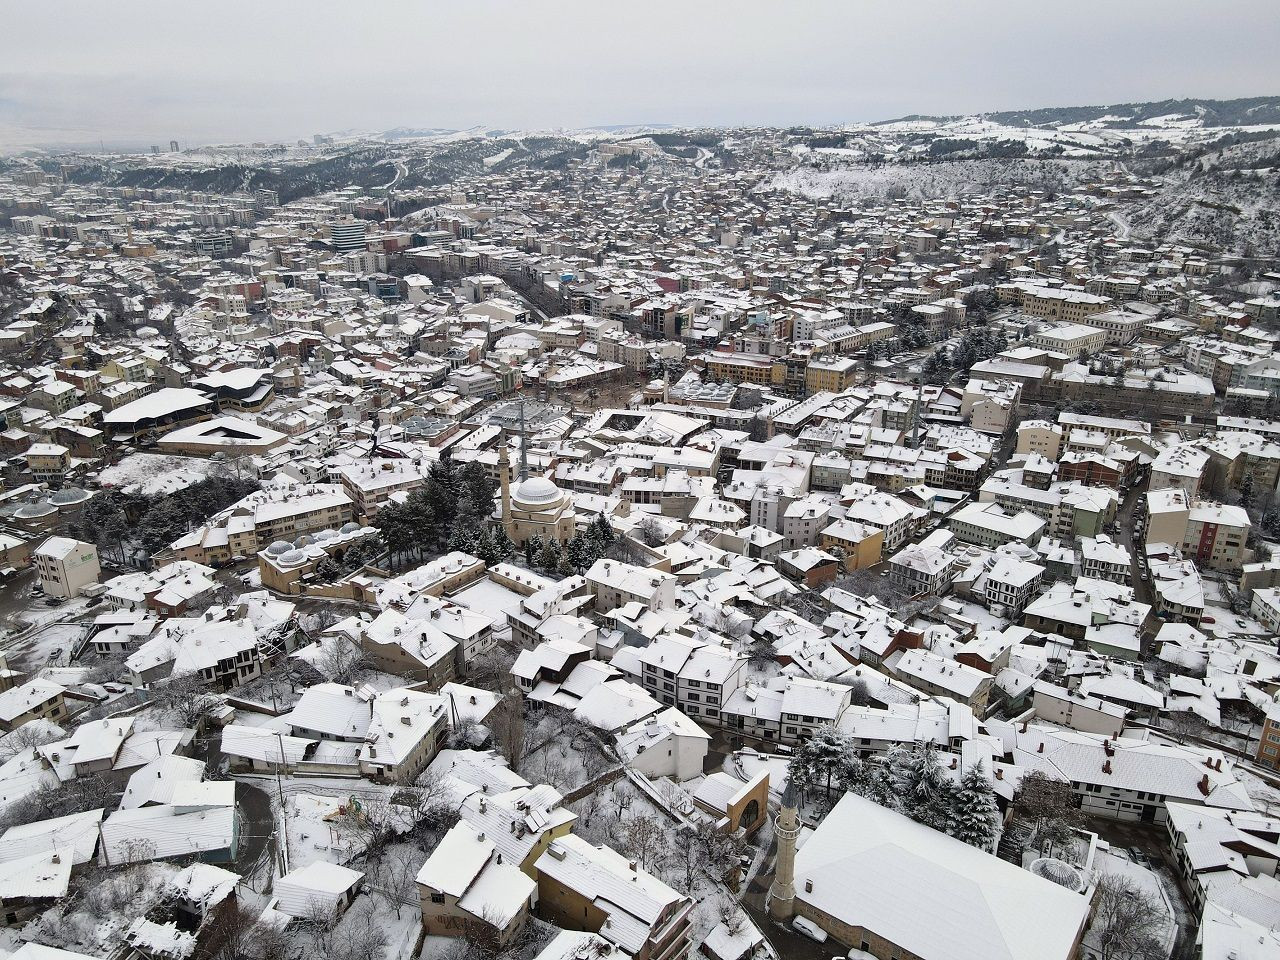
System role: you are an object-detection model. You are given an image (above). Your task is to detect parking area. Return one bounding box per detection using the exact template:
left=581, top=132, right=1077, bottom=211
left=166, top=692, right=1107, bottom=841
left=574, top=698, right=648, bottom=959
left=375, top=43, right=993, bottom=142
left=1084, top=816, right=1197, bottom=960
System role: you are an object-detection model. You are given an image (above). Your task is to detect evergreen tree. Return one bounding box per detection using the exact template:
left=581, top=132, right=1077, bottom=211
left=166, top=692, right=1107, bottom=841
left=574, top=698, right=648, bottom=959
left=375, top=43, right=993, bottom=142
left=788, top=725, right=855, bottom=799
left=886, top=743, right=955, bottom=831
left=315, top=556, right=342, bottom=582
left=523, top=534, right=542, bottom=567
left=566, top=535, right=592, bottom=573
left=947, top=762, right=1001, bottom=849
left=840, top=756, right=894, bottom=807
left=448, top=523, right=480, bottom=556
left=537, top=539, right=561, bottom=571
left=488, top=526, right=515, bottom=565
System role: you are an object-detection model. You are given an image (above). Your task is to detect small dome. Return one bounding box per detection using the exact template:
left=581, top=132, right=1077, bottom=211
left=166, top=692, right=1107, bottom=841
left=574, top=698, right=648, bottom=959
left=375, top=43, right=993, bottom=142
left=279, top=549, right=308, bottom=567
left=49, top=487, right=91, bottom=505
left=340, top=522, right=361, bottom=534
left=14, top=501, right=56, bottom=519
left=515, top=477, right=563, bottom=505
left=294, top=534, right=314, bottom=548
left=266, top=540, right=292, bottom=555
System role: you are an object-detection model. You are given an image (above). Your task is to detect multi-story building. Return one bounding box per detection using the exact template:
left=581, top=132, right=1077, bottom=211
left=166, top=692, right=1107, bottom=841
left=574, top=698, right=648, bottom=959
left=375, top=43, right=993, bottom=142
left=534, top=835, right=693, bottom=960
left=34, top=536, right=100, bottom=598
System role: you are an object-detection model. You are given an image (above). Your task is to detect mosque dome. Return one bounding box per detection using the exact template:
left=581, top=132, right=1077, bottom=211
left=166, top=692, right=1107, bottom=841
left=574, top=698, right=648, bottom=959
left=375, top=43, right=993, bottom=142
left=514, top=477, right=564, bottom=506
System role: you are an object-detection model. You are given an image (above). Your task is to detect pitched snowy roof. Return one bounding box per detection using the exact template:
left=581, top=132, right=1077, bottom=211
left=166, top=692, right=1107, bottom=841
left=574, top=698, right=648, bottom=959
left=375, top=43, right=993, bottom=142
left=795, top=793, right=1089, bottom=960
left=0, top=809, right=103, bottom=865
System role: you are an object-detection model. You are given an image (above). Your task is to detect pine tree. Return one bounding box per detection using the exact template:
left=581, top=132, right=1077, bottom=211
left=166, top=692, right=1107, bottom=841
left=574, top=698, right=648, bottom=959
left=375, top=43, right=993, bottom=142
left=523, top=534, right=542, bottom=567
left=315, top=556, right=342, bottom=582
left=537, top=539, right=561, bottom=571
left=947, top=762, right=1001, bottom=849
left=840, top=756, right=894, bottom=807
left=789, top=725, right=854, bottom=799
left=887, top=743, right=955, bottom=831
left=489, top=526, right=515, bottom=565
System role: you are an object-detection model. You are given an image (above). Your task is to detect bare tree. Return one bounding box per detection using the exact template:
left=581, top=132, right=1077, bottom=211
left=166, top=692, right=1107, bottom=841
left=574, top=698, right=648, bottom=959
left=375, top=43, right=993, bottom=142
left=313, top=636, right=369, bottom=684
left=153, top=671, right=222, bottom=729
left=369, top=847, right=421, bottom=920
left=1093, top=873, right=1167, bottom=960
left=837, top=676, right=872, bottom=706
left=490, top=692, right=528, bottom=771
left=118, top=837, right=157, bottom=865
left=636, top=517, right=665, bottom=547
left=611, top=783, right=634, bottom=821
left=1164, top=710, right=1208, bottom=745
left=1012, top=770, right=1084, bottom=856
left=621, top=815, right=664, bottom=871
left=0, top=722, right=64, bottom=762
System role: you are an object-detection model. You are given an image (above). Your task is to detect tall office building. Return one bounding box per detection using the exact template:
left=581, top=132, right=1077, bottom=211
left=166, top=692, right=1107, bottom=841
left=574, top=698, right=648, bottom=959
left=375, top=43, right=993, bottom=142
left=330, top=216, right=367, bottom=252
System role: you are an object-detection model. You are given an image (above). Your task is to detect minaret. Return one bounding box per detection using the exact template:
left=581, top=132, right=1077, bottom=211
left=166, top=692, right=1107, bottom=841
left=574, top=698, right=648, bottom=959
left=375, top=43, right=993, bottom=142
left=768, top=779, right=800, bottom=920
left=497, top=443, right=513, bottom=534
left=518, top=398, right=529, bottom=483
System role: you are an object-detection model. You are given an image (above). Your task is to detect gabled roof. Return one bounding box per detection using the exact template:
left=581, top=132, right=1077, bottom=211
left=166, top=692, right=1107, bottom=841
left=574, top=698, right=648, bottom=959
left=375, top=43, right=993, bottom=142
left=795, top=793, right=1088, bottom=960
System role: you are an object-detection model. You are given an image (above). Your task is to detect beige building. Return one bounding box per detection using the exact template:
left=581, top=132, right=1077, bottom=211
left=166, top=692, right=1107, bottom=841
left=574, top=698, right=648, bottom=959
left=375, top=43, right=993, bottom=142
left=1015, top=420, right=1064, bottom=461
left=534, top=834, right=694, bottom=960
left=24, top=444, right=71, bottom=485
left=416, top=822, right=538, bottom=949
left=1031, top=322, right=1108, bottom=358
left=0, top=679, right=68, bottom=732
left=818, top=519, right=884, bottom=572
left=358, top=688, right=449, bottom=782
left=1021, top=286, right=1111, bottom=324
left=780, top=793, right=1089, bottom=960
left=499, top=450, right=577, bottom=546
left=34, top=536, right=100, bottom=598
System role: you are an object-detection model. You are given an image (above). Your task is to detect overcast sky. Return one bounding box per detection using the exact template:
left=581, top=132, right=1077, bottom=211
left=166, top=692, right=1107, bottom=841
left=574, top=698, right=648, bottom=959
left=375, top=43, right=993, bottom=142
left=2, top=1, right=1277, bottom=149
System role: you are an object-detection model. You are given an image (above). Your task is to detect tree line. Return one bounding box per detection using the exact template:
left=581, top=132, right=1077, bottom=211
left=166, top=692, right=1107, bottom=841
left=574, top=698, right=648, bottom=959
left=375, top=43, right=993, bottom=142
left=786, top=728, right=1002, bottom=849
left=69, top=471, right=260, bottom=565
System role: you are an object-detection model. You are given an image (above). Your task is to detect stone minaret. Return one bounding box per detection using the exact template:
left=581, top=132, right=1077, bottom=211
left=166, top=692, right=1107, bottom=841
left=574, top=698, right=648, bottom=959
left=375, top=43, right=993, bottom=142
left=497, top=443, right=513, bottom=534
left=768, top=779, right=800, bottom=920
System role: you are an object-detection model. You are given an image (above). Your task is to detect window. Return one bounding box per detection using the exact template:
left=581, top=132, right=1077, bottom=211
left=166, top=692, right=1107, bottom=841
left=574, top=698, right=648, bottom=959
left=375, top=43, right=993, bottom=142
left=431, top=892, right=445, bottom=904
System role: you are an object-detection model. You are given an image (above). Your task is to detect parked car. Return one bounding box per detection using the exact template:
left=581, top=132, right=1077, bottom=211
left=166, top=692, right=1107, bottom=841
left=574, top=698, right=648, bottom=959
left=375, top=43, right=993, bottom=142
left=792, top=917, right=828, bottom=943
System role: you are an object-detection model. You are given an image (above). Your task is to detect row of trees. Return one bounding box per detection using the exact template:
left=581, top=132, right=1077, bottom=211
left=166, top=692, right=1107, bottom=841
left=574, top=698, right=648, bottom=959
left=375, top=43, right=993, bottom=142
left=373, top=457, right=498, bottom=570
left=922, top=325, right=1008, bottom=383
left=521, top=514, right=617, bottom=575
left=786, top=729, right=1001, bottom=849
left=68, top=471, right=259, bottom=565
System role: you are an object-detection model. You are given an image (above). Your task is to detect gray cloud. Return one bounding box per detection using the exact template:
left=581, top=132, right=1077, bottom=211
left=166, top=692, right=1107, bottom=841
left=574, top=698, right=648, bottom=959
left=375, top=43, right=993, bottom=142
left=1, top=1, right=1277, bottom=149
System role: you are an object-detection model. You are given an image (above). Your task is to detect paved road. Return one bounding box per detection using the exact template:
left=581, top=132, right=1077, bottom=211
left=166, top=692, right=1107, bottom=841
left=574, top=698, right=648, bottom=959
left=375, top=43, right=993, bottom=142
left=232, top=782, right=275, bottom=874
left=740, top=828, right=831, bottom=960
left=1116, top=479, right=1154, bottom=610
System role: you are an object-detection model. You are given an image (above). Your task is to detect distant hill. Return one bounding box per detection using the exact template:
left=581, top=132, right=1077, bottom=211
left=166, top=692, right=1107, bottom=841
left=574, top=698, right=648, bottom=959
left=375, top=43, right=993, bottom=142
left=881, top=96, right=1280, bottom=129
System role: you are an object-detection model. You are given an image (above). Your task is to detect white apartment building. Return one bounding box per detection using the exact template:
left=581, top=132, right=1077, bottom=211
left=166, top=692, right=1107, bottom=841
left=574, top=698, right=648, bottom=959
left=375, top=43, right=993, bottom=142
left=34, top=537, right=101, bottom=598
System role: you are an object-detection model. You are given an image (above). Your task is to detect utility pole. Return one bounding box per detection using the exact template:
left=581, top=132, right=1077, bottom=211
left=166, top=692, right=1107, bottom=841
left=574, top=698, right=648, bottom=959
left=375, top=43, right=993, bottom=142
left=274, top=731, right=290, bottom=873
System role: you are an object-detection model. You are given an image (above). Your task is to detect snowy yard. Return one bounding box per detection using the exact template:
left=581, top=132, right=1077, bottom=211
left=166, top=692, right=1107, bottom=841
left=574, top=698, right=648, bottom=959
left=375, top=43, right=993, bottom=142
left=97, top=452, right=222, bottom=497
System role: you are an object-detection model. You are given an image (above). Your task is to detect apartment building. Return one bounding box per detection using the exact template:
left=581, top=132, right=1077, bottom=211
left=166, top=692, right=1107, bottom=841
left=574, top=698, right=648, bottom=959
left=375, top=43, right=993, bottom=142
left=33, top=536, right=100, bottom=598
left=534, top=835, right=694, bottom=960
left=1021, top=286, right=1111, bottom=324
left=1030, top=322, right=1108, bottom=358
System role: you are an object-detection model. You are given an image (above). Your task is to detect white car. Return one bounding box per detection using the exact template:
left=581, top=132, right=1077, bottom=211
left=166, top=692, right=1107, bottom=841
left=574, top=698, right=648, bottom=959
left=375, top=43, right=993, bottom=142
left=792, top=917, right=828, bottom=943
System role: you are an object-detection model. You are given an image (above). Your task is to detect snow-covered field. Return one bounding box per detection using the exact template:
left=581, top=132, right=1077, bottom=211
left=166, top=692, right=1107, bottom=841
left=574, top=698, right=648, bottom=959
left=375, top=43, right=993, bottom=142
left=97, top=452, right=222, bottom=496
left=761, top=158, right=1102, bottom=201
